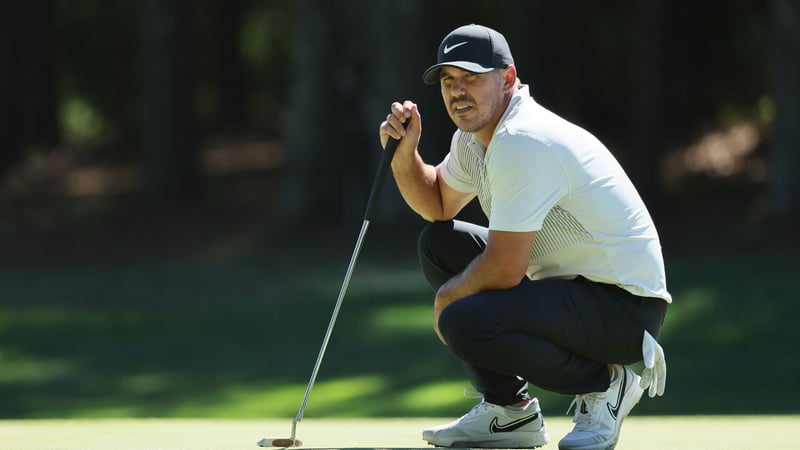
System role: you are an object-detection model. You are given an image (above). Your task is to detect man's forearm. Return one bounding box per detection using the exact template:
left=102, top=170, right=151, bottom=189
left=436, top=250, right=519, bottom=306
left=432, top=229, right=536, bottom=344
left=391, top=150, right=444, bottom=222
left=432, top=251, right=515, bottom=344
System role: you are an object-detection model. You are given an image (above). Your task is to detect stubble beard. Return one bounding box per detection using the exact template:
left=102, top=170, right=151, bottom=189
left=449, top=107, right=491, bottom=134
left=455, top=116, right=490, bottom=133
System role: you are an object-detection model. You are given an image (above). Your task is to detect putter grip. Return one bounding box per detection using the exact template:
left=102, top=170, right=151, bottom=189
left=363, top=135, right=401, bottom=221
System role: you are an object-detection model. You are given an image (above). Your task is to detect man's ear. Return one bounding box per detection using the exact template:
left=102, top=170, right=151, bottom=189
left=503, top=66, right=517, bottom=89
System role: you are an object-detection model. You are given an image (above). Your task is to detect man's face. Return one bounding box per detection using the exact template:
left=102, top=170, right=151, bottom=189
left=439, top=66, right=507, bottom=135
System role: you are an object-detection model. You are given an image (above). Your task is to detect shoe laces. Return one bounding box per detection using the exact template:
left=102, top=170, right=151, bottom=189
left=566, top=393, right=602, bottom=431
left=456, top=389, right=493, bottom=421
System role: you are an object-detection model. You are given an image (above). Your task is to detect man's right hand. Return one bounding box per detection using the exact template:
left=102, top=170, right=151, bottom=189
left=379, top=101, right=422, bottom=153
left=377, top=100, right=459, bottom=223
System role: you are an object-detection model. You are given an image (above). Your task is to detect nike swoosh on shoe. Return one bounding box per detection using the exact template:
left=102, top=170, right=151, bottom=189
left=488, top=413, right=540, bottom=433
left=606, top=368, right=627, bottom=420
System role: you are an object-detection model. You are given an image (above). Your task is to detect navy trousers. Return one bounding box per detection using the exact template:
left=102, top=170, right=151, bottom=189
left=418, top=220, right=667, bottom=405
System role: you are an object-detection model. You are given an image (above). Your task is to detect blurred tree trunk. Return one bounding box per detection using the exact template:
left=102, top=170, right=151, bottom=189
left=629, top=0, right=668, bottom=213
left=139, top=0, right=196, bottom=197
left=281, top=0, right=427, bottom=228
left=355, top=2, right=432, bottom=226
left=0, top=0, right=59, bottom=177
left=281, top=0, right=342, bottom=225
left=20, top=0, right=59, bottom=151
left=0, top=3, right=21, bottom=176
left=506, top=1, right=557, bottom=105
left=214, top=0, right=246, bottom=133
left=770, top=0, right=800, bottom=217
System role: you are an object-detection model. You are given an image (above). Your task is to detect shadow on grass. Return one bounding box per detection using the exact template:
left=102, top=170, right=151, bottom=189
left=0, top=228, right=798, bottom=418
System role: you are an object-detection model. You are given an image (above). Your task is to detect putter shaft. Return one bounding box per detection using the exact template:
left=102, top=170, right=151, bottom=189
left=261, top=130, right=403, bottom=448
left=294, top=219, right=371, bottom=424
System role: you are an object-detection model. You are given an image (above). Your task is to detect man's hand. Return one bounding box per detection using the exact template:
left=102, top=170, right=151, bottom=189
left=379, top=101, right=421, bottom=153
left=431, top=229, right=536, bottom=346
left=640, top=330, right=666, bottom=397
left=433, top=292, right=450, bottom=345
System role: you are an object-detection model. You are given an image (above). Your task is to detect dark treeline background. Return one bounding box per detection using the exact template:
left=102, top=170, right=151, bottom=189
left=1, top=0, right=798, bottom=253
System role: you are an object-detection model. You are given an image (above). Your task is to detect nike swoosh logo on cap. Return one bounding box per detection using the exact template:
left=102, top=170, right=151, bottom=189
left=443, top=41, right=468, bottom=54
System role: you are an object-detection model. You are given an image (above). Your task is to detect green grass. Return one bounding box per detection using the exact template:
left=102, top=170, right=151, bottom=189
left=0, top=229, right=798, bottom=419
left=1, top=417, right=799, bottom=449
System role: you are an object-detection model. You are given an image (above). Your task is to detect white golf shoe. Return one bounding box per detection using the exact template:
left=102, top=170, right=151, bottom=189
left=422, top=397, right=549, bottom=448
left=558, top=364, right=644, bottom=450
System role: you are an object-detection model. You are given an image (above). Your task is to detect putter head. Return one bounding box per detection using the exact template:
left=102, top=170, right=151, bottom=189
left=257, top=437, right=303, bottom=448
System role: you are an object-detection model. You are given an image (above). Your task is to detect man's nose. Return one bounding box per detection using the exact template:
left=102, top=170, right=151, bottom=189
left=449, top=79, right=466, bottom=97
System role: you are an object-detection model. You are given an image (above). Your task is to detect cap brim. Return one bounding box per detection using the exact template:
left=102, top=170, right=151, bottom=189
left=422, top=62, right=495, bottom=85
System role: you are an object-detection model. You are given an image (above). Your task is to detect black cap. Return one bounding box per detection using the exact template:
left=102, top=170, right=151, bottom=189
left=422, top=24, right=514, bottom=85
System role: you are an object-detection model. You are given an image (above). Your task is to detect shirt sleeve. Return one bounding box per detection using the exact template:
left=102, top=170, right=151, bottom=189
left=486, top=134, right=569, bottom=232
left=438, top=131, right=476, bottom=194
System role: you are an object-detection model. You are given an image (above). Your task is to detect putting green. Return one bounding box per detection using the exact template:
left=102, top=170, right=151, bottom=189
left=0, top=416, right=798, bottom=449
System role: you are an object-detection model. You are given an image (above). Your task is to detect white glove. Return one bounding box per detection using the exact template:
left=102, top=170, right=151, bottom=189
left=640, top=330, right=666, bottom=397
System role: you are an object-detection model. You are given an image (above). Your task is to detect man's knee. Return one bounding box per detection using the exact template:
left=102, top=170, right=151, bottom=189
left=438, top=299, right=484, bottom=355
left=417, top=220, right=454, bottom=257
left=418, top=221, right=457, bottom=290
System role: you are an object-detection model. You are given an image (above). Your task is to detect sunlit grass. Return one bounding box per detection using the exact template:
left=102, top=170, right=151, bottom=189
left=394, top=380, right=477, bottom=414
left=0, top=349, right=76, bottom=384
left=147, top=375, right=385, bottom=419
left=0, top=249, right=797, bottom=419
left=369, top=304, right=432, bottom=334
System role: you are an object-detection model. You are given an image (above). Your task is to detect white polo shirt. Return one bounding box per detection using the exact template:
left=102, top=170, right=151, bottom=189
left=439, top=85, right=671, bottom=302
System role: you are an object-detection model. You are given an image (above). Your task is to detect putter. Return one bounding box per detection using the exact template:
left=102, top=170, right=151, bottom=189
left=258, top=132, right=404, bottom=448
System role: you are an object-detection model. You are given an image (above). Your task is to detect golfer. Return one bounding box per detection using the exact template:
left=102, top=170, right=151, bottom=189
left=379, top=24, right=671, bottom=449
